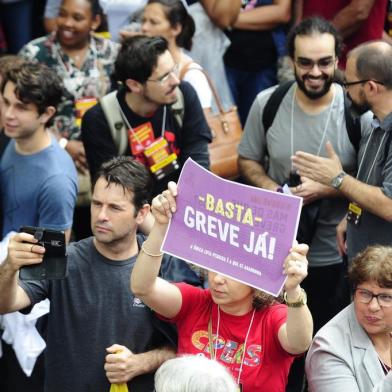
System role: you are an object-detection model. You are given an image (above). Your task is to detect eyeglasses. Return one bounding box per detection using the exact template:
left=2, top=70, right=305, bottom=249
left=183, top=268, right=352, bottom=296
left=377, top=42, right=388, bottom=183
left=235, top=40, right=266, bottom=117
left=355, top=288, right=392, bottom=307
left=147, top=64, right=179, bottom=85
left=342, top=79, right=385, bottom=88
left=295, top=56, right=335, bottom=71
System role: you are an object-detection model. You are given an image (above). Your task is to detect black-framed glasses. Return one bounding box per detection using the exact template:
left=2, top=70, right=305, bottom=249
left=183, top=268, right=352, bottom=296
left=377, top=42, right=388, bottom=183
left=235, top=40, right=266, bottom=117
left=342, top=79, right=385, bottom=88
left=294, top=56, right=335, bottom=71
left=355, top=288, right=392, bottom=307
left=147, top=64, right=179, bottom=85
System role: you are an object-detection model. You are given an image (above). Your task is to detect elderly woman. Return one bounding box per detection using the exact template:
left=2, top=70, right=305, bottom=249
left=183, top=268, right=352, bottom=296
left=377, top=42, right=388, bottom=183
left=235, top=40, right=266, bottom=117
left=306, top=245, right=392, bottom=391
left=154, top=355, right=238, bottom=392
left=131, top=182, right=313, bottom=392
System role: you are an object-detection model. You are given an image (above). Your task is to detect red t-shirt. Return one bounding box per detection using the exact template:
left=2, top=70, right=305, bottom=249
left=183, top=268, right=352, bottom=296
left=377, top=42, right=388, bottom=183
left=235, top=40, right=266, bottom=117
left=160, top=283, right=294, bottom=392
left=303, top=0, right=388, bottom=68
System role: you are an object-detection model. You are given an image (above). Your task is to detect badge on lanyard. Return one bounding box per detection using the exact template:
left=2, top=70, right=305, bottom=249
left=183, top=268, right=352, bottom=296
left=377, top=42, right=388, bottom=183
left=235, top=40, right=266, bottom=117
left=143, top=136, right=179, bottom=180
left=74, top=97, right=98, bottom=127
left=237, top=384, right=243, bottom=392
left=347, top=202, right=362, bottom=226
left=128, top=122, right=155, bottom=156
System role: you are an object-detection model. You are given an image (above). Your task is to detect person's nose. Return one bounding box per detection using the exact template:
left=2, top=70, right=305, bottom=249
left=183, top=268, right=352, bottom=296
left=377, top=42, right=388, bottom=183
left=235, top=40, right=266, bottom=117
left=97, top=206, right=109, bottom=222
left=141, top=21, right=150, bottom=34
left=3, top=104, right=15, bottom=120
left=308, top=63, right=323, bottom=77
left=368, top=296, right=382, bottom=312
left=213, top=273, right=226, bottom=285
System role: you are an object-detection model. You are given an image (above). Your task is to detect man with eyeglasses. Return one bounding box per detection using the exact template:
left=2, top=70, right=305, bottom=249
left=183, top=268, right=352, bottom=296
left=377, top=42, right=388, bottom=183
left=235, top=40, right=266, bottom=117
left=81, top=35, right=211, bottom=197
left=293, top=41, right=392, bottom=263
left=239, top=17, right=368, bottom=338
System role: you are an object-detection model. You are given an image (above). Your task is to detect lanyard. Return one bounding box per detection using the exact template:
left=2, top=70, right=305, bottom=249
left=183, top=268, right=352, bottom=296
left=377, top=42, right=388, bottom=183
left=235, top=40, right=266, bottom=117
left=356, top=126, right=387, bottom=183
left=208, top=305, right=256, bottom=385
left=116, top=96, right=167, bottom=149
left=290, top=85, right=335, bottom=170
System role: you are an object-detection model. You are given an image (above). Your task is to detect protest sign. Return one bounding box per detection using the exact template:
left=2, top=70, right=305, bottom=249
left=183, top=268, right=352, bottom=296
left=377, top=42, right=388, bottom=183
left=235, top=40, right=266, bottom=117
left=162, top=159, right=302, bottom=296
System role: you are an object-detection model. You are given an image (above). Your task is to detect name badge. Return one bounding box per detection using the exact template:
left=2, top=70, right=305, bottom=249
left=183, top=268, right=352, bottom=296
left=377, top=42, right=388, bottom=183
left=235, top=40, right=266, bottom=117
left=347, top=202, right=362, bottom=226
left=143, top=136, right=179, bottom=180
left=128, top=122, right=155, bottom=156
left=75, top=97, right=97, bottom=127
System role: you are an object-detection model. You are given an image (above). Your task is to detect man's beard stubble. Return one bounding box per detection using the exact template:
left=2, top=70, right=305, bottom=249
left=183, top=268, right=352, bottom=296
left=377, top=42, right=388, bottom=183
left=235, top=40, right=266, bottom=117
left=295, top=72, right=334, bottom=100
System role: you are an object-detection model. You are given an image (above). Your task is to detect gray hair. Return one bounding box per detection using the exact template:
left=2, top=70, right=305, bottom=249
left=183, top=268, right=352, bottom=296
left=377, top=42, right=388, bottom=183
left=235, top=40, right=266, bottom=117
left=154, top=355, right=238, bottom=392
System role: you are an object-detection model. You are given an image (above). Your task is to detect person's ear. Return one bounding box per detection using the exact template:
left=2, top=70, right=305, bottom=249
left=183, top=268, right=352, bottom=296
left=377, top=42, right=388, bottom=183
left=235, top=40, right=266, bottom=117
left=40, top=106, right=56, bottom=125
left=170, top=22, right=182, bottom=39
left=135, top=204, right=151, bottom=225
left=125, top=78, right=143, bottom=94
left=367, top=80, right=382, bottom=95
left=91, top=14, right=102, bottom=32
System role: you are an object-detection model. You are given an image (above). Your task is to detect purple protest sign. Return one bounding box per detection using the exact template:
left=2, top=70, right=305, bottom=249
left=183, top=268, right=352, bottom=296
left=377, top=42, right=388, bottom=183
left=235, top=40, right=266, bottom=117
left=162, top=159, right=302, bottom=296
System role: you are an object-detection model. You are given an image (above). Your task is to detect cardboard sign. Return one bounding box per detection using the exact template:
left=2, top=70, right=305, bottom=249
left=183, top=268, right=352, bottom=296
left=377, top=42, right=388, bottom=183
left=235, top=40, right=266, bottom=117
left=162, top=159, right=302, bottom=296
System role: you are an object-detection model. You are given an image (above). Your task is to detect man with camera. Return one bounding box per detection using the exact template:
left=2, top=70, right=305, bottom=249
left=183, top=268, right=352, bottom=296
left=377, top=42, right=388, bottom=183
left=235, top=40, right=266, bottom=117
left=0, top=156, right=200, bottom=392
left=238, top=17, right=373, bottom=334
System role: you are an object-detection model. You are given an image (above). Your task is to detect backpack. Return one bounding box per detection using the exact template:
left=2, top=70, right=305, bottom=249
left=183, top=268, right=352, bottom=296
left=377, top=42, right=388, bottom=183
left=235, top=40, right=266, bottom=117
left=261, top=80, right=361, bottom=153
left=100, top=88, right=185, bottom=155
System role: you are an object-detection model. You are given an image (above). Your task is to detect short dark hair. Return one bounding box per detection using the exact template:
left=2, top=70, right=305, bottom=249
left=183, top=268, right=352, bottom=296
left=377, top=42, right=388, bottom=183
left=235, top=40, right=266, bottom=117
left=147, top=0, right=195, bottom=51
left=114, top=36, right=168, bottom=85
left=86, top=0, right=103, bottom=16
left=287, top=17, right=343, bottom=59
left=1, top=61, right=64, bottom=127
left=93, top=156, right=153, bottom=212
left=349, top=245, right=392, bottom=289
left=349, top=41, right=392, bottom=90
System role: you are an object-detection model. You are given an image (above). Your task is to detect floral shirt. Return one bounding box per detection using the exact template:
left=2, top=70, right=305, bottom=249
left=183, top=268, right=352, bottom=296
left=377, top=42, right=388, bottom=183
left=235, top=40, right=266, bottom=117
left=20, top=32, right=119, bottom=140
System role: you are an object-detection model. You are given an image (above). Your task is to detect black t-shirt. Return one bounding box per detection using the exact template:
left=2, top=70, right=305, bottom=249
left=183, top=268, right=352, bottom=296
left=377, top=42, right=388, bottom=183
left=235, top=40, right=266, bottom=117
left=81, top=81, right=211, bottom=196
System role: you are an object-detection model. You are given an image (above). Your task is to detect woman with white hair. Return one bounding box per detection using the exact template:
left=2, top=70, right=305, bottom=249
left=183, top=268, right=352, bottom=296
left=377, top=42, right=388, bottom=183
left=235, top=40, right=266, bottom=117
left=154, top=355, right=238, bottom=392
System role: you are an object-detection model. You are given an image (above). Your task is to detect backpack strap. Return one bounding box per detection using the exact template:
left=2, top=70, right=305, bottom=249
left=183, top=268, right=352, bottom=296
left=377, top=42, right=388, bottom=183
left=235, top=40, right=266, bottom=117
left=179, top=61, right=194, bottom=81
left=262, top=80, right=295, bottom=133
left=262, top=81, right=361, bottom=153
left=343, top=93, right=361, bottom=154
left=171, top=87, right=185, bottom=128
left=99, top=91, right=128, bottom=155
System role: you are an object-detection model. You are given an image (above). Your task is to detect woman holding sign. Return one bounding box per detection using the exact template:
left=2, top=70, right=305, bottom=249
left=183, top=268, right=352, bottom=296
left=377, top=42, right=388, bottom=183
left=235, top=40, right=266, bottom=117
left=131, top=182, right=313, bottom=392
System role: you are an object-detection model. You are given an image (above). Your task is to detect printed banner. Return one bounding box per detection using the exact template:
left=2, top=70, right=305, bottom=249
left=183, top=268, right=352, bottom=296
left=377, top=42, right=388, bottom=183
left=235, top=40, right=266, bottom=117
left=162, top=159, right=302, bottom=296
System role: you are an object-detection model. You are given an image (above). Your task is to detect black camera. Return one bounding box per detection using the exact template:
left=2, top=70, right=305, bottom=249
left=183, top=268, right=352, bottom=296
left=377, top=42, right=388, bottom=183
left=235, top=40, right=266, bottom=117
left=284, top=170, right=301, bottom=187
left=19, top=226, right=67, bottom=280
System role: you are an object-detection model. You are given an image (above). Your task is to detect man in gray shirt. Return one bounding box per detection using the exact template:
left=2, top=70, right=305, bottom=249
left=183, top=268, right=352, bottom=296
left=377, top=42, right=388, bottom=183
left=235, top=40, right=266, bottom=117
left=238, top=17, right=368, bottom=333
left=0, top=156, right=200, bottom=392
left=293, top=41, right=392, bottom=262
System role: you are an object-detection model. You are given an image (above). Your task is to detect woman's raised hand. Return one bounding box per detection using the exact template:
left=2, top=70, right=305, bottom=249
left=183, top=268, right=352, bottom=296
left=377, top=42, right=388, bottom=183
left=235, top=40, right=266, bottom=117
left=151, top=182, right=178, bottom=225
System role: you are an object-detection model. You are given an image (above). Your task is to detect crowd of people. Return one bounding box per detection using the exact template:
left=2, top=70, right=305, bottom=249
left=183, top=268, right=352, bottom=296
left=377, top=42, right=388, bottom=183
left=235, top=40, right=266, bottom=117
left=0, top=1, right=392, bottom=391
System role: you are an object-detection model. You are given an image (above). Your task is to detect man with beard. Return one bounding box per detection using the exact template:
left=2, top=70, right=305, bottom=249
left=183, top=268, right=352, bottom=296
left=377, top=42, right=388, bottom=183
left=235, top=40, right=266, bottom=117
left=0, top=156, right=201, bottom=392
left=82, top=35, right=211, bottom=197
left=238, top=17, right=368, bottom=334
left=292, top=41, right=392, bottom=262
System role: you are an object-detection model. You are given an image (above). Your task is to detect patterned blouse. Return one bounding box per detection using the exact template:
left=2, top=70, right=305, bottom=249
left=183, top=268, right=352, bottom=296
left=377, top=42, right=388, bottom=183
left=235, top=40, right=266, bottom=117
left=20, top=32, right=119, bottom=140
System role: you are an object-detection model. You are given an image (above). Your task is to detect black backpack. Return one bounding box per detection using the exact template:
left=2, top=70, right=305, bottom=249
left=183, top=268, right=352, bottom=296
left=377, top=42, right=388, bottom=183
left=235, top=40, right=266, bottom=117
left=261, top=80, right=361, bottom=153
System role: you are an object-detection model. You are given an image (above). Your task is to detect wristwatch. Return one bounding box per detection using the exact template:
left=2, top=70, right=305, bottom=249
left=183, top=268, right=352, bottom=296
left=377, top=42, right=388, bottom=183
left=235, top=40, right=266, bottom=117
left=331, top=171, right=347, bottom=189
left=284, top=288, right=307, bottom=308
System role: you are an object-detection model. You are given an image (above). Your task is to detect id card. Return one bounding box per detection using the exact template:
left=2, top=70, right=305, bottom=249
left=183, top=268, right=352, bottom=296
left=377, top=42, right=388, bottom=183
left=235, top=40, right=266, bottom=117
left=143, top=136, right=179, bottom=180
left=347, top=202, right=362, bottom=226
left=128, top=122, right=155, bottom=156
left=75, top=97, right=97, bottom=127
